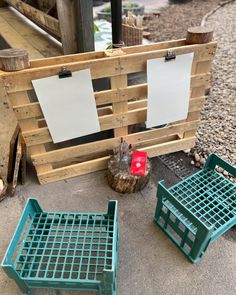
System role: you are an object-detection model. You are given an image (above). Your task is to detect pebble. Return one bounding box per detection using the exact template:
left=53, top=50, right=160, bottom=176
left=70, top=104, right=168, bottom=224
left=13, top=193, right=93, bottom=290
left=194, top=153, right=200, bottom=162
left=223, top=170, right=229, bottom=177
left=200, top=158, right=206, bottom=165
left=184, top=149, right=191, bottom=154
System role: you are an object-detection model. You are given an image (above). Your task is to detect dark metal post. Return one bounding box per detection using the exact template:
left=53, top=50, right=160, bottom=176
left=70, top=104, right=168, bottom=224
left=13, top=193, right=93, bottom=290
left=111, top=0, right=123, bottom=47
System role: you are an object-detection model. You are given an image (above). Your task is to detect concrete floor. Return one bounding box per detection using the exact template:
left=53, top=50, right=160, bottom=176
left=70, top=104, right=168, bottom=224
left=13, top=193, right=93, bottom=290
left=0, top=154, right=236, bottom=295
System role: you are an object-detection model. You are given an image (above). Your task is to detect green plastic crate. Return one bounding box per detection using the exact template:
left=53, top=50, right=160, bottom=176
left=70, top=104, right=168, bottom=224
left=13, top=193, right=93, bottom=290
left=2, top=199, right=118, bottom=295
left=154, top=154, right=236, bottom=263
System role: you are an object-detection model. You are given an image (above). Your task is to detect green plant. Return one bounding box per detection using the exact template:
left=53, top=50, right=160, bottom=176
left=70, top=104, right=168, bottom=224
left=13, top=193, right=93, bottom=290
left=93, top=23, right=99, bottom=33
left=123, top=2, right=138, bottom=9
left=102, top=5, right=111, bottom=13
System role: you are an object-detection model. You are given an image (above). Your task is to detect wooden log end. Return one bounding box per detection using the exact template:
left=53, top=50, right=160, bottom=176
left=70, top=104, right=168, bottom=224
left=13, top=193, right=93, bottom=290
left=107, top=156, right=151, bottom=194
left=186, top=26, right=214, bottom=44
left=0, top=48, right=30, bottom=72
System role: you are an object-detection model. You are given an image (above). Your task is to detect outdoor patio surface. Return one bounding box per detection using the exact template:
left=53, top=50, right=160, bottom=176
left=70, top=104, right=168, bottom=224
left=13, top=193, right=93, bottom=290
left=0, top=153, right=235, bottom=295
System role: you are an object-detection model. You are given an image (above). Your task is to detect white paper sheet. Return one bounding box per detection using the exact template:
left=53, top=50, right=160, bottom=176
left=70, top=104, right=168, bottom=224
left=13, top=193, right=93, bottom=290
left=32, top=69, right=100, bottom=143
left=146, top=53, right=194, bottom=128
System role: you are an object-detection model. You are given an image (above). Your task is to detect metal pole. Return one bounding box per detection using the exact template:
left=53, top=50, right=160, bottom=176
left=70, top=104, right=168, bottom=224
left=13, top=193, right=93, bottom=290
left=111, top=0, right=123, bottom=47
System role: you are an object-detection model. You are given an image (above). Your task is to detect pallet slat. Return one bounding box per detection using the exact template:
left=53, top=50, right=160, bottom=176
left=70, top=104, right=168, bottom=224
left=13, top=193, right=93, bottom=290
left=32, top=120, right=199, bottom=165
left=0, top=39, right=216, bottom=183
left=0, top=43, right=216, bottom=93
left=37, top=137, right=195, bottom=184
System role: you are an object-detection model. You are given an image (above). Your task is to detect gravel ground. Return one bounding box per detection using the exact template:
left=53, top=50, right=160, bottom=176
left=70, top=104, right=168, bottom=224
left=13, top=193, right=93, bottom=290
left=144, top=0, right=222, bottom=42
left=144, top=0, right=236, bottom=178
left=191, top=0, right=236, bottom=176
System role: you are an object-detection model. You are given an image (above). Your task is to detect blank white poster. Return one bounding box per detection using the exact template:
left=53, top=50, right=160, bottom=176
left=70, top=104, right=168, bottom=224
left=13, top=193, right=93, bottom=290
left=32, top=69, right=100, bottom=143
left=146, top=53, right=194, bottom=128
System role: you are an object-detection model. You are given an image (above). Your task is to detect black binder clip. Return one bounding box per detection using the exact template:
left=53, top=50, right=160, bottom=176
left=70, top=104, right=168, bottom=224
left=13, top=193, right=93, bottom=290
left=58, top=66, right=72, bottom=79
left=165, top=50, right=176, bottom=62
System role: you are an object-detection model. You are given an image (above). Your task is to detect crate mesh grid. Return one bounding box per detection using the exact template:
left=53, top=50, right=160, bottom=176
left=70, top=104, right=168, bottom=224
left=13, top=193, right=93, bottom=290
left=154, top=154, right=236, bottom=263
left=169, top=169, right=236, bottom=231
left=158, top=203, right=196, bottom=254
left=14, top=212, right=114, bottom=282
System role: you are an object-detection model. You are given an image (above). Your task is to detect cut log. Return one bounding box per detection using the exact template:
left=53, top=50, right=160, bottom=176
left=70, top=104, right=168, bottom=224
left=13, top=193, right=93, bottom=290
left=0, top=48, right=30, bottom=71
left=186, top=26, right=213, bottom=44
left=107, top=156, right=151, bottom=193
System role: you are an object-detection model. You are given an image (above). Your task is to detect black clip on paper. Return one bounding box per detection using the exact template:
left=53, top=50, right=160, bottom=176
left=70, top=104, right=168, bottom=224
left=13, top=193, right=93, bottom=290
left=58, top=66, right=72, bottom=79
left=165, top=50, right=176, bottom=62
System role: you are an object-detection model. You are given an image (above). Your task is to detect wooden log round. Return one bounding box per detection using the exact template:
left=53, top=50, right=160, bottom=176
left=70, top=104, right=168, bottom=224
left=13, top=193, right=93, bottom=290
left=107, top=156, right=151, bottom=193
left=0, top=49, right=30, bottom=71
left=186, top=26, right=213, bottom=44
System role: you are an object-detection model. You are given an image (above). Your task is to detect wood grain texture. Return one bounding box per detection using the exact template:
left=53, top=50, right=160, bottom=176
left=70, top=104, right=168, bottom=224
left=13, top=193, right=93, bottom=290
left=0, top=48, right=29, bottom=71
left=111, top=75, right=128, bottom=137
left=56, top=0, right=77, bottom=54
left=1, top=39, right=216, bottom=183
left=186, top=26, right=213, bottom=45
left=0, top=84, right=18, bottom=182
left=4, top=0, right=60, bottom=37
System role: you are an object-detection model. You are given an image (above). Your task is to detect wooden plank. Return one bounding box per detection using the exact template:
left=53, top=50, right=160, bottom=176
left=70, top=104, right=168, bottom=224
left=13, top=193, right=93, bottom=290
left=0, top=8, right=62, bottom=57
left=0, top=42, right=216, bottom=90
left=111, top=75, right=128, bottom=137
left=37, top=137, right=195, bottom=184
left=184, top=60, right=212, bottom=138
left=30, top=51, right=106, bottom=68
left=14, top=95, right=204, bottom=134
left=28, top=40, right=215, bottom=68
left=0, top=13, right=43, bottom=59
left=19, top=93, right=204, bottom=147
left=4, top=0, right=60, bottom=37
left=20, top=133, right=26, bottom=184
left=0, top=57, right=121, bottom=93
left=21, top=108, right=145, bottom=146
left=31, top=120, right=199, bottom=165
left=38, top=156, right=109, bottom=184
left=56, top=0, right=78, bottom=54
left=119, top=43, right=216, bottom=75
left=1, top=63, right=211, bottom=94
left=0, top=84, right=18, bottom=182
left=1, top=39, right=216, bottom=184
left=10, top=133, right=22, bottom=195
left=8, top=91, right=52, bottom=174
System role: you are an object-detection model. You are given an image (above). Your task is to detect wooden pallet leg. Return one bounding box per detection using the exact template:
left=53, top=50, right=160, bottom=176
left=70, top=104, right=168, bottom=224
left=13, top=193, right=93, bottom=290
left=111, top=75, right=128, bottom=138
left=184, top=26, right=214, bottom=139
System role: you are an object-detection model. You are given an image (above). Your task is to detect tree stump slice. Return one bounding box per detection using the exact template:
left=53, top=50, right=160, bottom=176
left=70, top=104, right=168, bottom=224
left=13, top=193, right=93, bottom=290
left=0, top=49, right=30, bottom=71
left=107, top=156, right=151, bottom=194
left=186, top=26, right=213, bottom=44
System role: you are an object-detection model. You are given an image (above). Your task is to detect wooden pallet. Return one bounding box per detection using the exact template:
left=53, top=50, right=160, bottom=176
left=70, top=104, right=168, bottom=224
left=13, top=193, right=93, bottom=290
left=0, top=39, right=217, bottom=184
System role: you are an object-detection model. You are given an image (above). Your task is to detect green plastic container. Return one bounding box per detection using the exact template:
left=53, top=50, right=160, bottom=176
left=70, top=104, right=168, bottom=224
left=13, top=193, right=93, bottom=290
left=2, top=199, right=118, bottom=295
left=154, top=154, right=236, bottom=263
